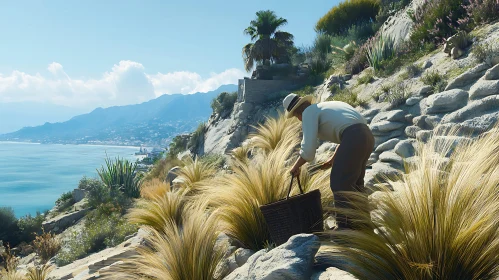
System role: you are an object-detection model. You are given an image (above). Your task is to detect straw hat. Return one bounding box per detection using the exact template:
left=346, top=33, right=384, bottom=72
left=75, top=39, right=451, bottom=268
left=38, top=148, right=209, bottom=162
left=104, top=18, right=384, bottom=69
left=283, top=93, right=314, bottom=118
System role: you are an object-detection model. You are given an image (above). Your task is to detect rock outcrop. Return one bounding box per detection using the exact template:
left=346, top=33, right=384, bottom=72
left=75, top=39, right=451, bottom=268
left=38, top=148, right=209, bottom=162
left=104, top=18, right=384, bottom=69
left=224, top=234, right=320, bottom=280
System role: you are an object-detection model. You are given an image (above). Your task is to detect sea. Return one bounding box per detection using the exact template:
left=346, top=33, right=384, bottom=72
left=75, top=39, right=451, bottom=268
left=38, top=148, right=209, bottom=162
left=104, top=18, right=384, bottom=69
left=0, top=142, right=144, bottom=218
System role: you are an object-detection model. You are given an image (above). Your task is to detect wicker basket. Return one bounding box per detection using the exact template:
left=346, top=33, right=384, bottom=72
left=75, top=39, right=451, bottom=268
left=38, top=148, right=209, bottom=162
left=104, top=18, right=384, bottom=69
left=260, top=175, right=324, bottom=246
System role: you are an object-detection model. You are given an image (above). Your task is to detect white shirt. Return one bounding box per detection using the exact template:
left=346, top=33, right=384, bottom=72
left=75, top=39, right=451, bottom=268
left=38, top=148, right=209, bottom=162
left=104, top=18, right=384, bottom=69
left=299, top=101, right=367, bottom=162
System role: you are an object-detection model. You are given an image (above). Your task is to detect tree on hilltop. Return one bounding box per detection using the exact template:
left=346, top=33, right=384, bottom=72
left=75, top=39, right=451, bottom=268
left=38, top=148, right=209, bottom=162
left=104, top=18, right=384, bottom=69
left=242, top=10, right=294, bottom=72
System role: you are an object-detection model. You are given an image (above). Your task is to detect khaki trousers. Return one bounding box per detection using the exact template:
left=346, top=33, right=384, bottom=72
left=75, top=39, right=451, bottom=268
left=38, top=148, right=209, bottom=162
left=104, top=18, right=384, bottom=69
left=330, top=123, right=374, bottom=229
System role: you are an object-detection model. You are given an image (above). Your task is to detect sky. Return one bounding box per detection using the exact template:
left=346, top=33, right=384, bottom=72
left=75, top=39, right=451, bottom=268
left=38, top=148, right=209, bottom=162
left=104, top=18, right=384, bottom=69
left=0, top=0, right=338, bottom=109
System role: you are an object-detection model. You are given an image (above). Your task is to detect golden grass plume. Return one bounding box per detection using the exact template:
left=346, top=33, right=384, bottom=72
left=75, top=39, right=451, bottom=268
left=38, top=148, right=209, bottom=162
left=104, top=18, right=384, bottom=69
left=105, top=207, right=225, bottom=280
left=127, top=188, right=189, bottom=235
left=175, top=156, right=217, bottom=193
left=139, top=178, right=171, bottom=200
left=248, top=112, right=301, bottom=154
left=319, top=126, right=499, bottom=280
left=24, top=264, right=54, bottom=280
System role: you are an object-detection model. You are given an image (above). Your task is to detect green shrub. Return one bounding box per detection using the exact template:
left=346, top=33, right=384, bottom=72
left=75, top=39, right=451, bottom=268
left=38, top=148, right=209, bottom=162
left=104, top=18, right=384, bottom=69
left=472, top=41, right=499, bottom=66
left=78, top=176, right=101, bottom=191
left=295, top=85, right=315, bottom=97
left=462, top=0, right=499, bottom=28
left=0, top=207, right=20, bottom=246
left=386, top=83, right=411, bottom=106
left=357, top=69, right=375, bottom=84
left=188, top=122, right=207, bottom=152
left=404, top=63, right=422, bottom=78
left=315, top=0, right=380, bottom=36
left=55, top=213, right=137, bottom=266
left=16, top=212, right=45, bottom=243
left=376, top=41, right=436, bottom=77
left=327, top=88, right=368, bottom=108
left=409, top=0, right=467, bottom=45
left=199, top=153, right=226, bottom=169
left=54, top=191, right=75, bottom=212
left=367, top=33, right=396, bottom=71
left=167, top=135, right=189, bottom=159
left=421, top=70, right=447, bottom=93
left=313, top=33, right=334, bottom=56
left=211, top=92, right=237, bottom=116
left=345, top=42, right=369, bottom=74
left=98, top=157, right=142, bottom=199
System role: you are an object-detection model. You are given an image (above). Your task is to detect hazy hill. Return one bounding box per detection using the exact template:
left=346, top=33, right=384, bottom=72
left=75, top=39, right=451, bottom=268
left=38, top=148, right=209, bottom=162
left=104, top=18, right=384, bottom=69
left=0, top=102, right=88, bottom=134
left=0, top=84, right=237, bottom=147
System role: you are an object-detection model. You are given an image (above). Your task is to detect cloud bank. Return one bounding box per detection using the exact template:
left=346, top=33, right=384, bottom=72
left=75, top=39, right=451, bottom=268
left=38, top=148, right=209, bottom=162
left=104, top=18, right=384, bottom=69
left=0, top=61, right=244, bottom=108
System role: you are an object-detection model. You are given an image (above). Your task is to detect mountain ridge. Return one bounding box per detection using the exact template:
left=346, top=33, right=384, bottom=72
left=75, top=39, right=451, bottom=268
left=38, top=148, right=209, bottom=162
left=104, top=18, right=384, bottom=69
left=0, top=84, right=238, bottom=147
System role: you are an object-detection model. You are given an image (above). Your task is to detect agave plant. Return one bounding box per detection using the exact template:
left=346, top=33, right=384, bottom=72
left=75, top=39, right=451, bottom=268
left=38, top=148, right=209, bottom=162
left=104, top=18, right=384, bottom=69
left=366, top=33, right=395, bottom=71
left=97, top=157, right=142, bottom=198
left=319, top=125, right=499, bottom=279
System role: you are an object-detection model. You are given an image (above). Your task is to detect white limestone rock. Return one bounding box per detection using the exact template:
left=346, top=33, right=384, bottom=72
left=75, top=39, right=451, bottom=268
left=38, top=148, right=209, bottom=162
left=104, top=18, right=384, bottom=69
left=424, top=89, right=468, bottom=114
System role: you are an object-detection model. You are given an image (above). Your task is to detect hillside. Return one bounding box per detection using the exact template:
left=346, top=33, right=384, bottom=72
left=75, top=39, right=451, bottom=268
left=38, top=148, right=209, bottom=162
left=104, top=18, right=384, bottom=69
left=0, top=84, right=237, bottom=147
left=0, top=102, right=88, bottom=134
left=2, top=1, right=499, bottom=279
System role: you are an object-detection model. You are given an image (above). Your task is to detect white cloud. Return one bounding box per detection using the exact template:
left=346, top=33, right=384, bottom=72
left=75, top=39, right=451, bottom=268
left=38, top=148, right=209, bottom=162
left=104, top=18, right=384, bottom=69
left=147, top=68, right=245, bottom=95
left=0, top=61, right=243, bottom=109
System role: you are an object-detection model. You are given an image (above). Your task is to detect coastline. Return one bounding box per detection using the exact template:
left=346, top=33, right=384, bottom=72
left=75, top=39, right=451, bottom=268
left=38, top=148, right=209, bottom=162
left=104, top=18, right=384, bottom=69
left=0, top=140, right=152, bottom=150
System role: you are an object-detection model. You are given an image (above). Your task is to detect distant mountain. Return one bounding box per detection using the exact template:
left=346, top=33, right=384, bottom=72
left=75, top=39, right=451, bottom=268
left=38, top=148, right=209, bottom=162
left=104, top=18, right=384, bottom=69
left=0, top=84, right=238, bottom=147
left=0, top=102, right=88, bottom=134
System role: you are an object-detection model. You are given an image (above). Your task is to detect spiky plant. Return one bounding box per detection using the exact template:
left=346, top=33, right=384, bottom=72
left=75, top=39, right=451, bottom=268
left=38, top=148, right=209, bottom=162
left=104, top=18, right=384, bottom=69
left=174, top=156, right=217, bottom=194
left=127, top=188, right=189, bottom=235
left=320, top=126, right=499, bottom=279
left=366, top=33, right=395, bottom=71
left=205, top=137, right=304, bottom=250
left=248, top=113, right=301, bottom=154
left=105, top=207, right=225, bottom=280
left=140, top=178, right=171, bottom=200
left=97, top=156, right=142, bottom=198
left=25, top=264, right=54, bottom=280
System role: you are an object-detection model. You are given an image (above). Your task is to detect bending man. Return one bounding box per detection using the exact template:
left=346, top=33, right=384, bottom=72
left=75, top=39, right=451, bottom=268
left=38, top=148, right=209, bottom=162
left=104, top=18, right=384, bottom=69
left=284, top=93, right=374, bottom=230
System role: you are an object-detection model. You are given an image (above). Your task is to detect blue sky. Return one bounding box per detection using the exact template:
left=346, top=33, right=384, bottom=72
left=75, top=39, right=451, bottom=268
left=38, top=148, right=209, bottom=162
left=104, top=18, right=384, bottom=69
left=0, top=0, right=338, bottom=108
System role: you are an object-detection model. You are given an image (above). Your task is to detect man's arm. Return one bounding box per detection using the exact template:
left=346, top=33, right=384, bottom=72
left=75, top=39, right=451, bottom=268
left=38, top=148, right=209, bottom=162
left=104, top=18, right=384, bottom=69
left=289, top=110, right=318, bottom=176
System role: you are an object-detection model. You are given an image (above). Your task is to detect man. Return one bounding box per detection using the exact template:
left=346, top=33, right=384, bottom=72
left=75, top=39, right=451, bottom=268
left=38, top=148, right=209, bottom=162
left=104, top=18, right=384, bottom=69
left=283, top=93, right=374, bottom=229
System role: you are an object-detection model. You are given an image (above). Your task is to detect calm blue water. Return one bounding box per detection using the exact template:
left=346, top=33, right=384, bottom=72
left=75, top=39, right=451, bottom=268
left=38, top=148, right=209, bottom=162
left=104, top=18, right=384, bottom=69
left=0, top=142, right=141, bottom=217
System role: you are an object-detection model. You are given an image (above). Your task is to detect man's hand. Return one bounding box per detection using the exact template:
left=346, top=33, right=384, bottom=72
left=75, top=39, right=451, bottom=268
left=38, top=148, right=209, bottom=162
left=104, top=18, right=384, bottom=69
left=290, top=156, right=307, bottom=177
left=290, top=165, right=301, bottom=177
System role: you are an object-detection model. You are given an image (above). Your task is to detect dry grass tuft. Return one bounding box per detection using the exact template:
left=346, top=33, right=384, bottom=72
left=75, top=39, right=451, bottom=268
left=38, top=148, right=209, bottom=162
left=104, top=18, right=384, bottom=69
left=127, top=188, right=189, bottom=235
left=105, top=207, right=224, bottom=280
left=0, top=270, right=24, bottom=280
left=140, top=178, right=171, bottom=200
left=248, top=113, right=301, bottom=154
left=175, top=156, right=217, bottom=194
left=33, top=230, right=61, bottom=263
left=24, top=264, right=54, bottom=280
left=320, top=125, right=499, bottom=279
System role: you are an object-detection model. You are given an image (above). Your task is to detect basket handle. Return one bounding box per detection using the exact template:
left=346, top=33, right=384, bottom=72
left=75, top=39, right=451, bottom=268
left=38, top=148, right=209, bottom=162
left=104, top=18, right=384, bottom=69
left=286, top=175, right=304, bottom=200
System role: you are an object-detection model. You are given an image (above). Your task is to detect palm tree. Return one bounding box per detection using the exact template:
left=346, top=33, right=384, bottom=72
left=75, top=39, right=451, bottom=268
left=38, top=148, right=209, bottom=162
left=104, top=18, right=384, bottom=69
left=242, top=10, right=294, bottom=72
